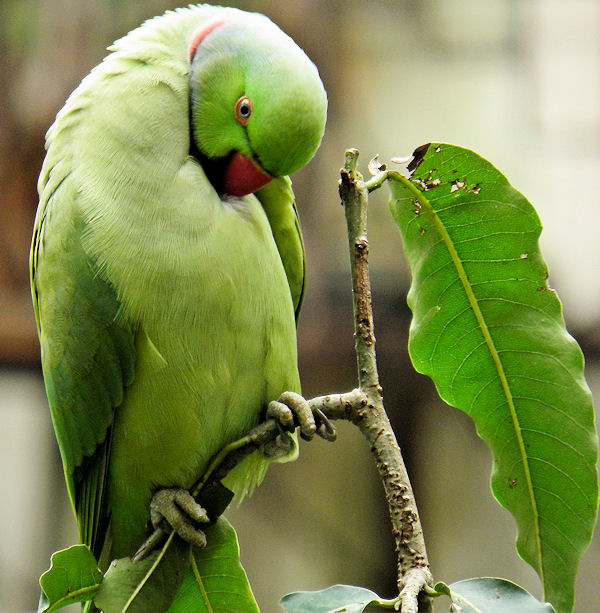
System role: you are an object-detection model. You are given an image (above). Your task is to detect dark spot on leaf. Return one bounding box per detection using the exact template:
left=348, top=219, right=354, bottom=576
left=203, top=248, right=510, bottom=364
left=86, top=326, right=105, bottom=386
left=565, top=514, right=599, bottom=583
left=509, top=477, right=518, bottom=488
left=407, top=143, right=430, bottom=173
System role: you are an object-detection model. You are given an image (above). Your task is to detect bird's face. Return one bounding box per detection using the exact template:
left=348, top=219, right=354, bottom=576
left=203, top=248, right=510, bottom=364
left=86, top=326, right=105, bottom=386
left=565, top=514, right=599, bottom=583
left=188, top=13, right=327, bottom=197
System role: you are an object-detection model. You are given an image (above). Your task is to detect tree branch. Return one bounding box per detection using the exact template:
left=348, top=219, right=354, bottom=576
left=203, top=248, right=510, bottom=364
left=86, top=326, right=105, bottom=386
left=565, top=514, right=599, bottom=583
left=339, top=149, right=432, bottom=612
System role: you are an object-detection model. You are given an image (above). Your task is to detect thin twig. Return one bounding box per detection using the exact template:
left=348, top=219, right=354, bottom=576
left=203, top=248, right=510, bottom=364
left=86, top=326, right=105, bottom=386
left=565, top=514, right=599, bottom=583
left=339, top=149, right=433, bottom=612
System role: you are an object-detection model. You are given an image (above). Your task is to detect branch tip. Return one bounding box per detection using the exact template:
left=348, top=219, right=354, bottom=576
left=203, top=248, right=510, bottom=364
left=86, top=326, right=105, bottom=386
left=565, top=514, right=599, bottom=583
left=344, top=148, right=360, bottom=174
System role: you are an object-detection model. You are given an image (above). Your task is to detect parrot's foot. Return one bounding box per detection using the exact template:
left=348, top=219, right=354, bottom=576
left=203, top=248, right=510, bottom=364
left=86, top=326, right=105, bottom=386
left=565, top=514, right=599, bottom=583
left=150, top=488, right=209, bottom=548
left=264, top=391, right=336, bottom=457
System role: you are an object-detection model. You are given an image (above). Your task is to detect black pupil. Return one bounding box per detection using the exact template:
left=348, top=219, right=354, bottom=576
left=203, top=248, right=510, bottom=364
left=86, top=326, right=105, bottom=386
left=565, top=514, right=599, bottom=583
left=239, top=103, right=250, bottom=118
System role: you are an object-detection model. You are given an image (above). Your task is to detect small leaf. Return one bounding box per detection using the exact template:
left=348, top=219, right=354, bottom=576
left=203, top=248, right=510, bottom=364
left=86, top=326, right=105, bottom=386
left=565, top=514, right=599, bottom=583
left=38, top=544, right=102, bottom=612
left=436, top=577, right=556, bottom=612
left=167, top=517, right=259, bottom=612
left=368, top=154, right=386, bottom=175
left=280, top=584, right=384, bottom=613
left=95, top=536, right=189, bottom=613
left=388, top=143, right=598, bottom=613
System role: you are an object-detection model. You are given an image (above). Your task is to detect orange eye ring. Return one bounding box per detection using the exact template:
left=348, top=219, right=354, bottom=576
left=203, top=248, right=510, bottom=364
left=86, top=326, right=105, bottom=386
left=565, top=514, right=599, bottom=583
left=234, top=96, right=253, bottom=125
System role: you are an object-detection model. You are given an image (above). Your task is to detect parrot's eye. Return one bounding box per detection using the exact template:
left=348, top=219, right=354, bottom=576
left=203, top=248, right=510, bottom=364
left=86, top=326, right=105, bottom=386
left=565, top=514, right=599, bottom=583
left=234, top=96, right=253, bottom=124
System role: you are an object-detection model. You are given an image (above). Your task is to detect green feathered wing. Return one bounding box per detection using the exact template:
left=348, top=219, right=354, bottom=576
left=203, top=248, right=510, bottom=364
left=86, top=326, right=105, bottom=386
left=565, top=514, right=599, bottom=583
left=31, top=172, right=136, bottom=558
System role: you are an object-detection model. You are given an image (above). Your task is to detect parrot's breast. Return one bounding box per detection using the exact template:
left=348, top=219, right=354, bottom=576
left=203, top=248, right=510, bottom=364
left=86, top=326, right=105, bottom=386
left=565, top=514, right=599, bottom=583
left=88, top=160, right=299, bottom=558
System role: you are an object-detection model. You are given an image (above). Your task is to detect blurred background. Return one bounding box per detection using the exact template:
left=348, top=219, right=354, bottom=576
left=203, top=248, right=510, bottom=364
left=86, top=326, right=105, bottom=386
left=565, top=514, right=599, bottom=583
left=1, top=0, right=598, bottom=611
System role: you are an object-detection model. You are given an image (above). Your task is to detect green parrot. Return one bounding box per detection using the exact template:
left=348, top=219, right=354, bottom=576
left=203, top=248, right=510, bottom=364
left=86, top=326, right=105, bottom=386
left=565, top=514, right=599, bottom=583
left=30, top=2, right=327, bottom=583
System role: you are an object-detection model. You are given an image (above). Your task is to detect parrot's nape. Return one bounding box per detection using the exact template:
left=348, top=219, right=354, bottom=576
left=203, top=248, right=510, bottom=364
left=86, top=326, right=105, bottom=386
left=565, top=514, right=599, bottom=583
left=31, top=4, right=327, bottom=608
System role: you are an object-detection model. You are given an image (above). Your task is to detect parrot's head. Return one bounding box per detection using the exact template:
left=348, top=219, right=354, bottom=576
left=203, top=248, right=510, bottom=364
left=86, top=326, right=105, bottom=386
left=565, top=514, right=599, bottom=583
left=188, top=12, right=327, bottom=197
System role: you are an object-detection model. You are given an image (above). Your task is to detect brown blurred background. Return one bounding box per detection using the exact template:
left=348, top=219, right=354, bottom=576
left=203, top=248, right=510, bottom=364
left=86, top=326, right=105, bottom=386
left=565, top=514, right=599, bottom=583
left=1, top=1, right=598, bottom=612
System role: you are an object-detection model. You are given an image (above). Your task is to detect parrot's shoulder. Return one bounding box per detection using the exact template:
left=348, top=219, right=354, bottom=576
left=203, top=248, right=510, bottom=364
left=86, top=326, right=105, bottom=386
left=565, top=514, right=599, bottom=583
left=256, top=177, right=306, bottom=319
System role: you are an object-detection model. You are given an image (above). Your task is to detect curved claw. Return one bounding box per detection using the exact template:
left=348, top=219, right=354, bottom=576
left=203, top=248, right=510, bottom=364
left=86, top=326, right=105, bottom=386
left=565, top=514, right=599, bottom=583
left=150, top=488, right=209, bottom=549
left=314, top=407, right=337, bottom=442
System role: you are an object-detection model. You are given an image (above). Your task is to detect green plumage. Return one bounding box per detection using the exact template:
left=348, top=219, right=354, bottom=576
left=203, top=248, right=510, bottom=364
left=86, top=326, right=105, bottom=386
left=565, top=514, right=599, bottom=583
left=31, top=3, right=326, bottom=578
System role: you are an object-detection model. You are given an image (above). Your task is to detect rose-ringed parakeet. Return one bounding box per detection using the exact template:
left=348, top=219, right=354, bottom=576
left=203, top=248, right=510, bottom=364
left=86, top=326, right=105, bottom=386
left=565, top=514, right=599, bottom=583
left=30, top=3, right=327, bottom=586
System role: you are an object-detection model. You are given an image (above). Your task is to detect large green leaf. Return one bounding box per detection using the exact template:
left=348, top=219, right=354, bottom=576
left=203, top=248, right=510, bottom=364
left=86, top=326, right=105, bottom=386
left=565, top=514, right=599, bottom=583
left=388, top=143, right=598, bottom=613
left=167, top=517, right=259, bottom=612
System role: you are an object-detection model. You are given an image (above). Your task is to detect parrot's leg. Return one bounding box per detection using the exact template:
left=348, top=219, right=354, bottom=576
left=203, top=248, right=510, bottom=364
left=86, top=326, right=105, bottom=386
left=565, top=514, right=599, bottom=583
left=264, top=391, right=337, bottom=457
left=150, top=488, right=209, bottom=547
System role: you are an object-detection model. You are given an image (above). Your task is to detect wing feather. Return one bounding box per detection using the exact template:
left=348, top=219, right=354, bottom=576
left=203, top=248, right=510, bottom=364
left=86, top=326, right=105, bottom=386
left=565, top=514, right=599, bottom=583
left=31, top=171, right=135, bottom=557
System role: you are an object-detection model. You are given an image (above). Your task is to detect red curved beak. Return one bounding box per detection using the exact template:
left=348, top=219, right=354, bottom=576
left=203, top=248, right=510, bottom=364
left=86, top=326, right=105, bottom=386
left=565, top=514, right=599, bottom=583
left=223, top=152, right=271, bottom=197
